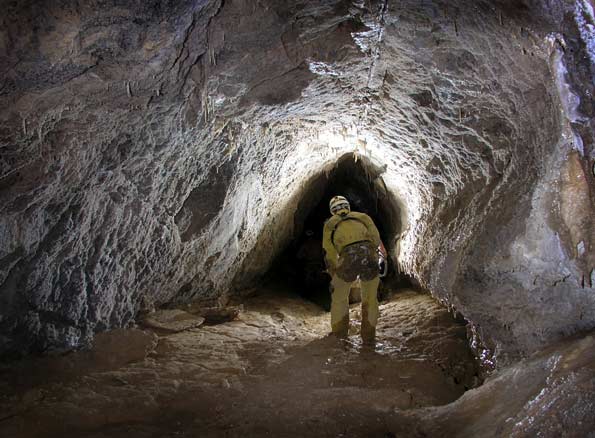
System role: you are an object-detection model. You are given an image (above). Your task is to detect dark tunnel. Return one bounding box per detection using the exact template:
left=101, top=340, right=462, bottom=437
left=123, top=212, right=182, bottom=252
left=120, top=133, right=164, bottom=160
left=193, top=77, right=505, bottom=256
left=269, top=153, right=415, bottom=309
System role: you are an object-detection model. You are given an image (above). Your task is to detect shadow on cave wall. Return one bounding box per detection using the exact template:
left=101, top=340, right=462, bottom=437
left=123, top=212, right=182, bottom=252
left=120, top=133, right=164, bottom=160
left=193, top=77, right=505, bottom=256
left=268, top=153, right=415, bottom=309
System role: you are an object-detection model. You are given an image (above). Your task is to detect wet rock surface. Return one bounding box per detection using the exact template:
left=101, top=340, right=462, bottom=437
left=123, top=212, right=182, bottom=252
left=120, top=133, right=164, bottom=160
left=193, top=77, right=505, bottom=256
left=141, top=309, right=205, bottom=333
left=0, top=287, right=593, bottom=437
left=0, top=288, right=477, bottom=437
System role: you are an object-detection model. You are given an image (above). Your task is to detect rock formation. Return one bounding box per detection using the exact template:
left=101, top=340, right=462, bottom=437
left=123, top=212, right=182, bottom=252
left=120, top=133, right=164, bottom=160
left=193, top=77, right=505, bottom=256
left=1, top=0, right=594, bottom=367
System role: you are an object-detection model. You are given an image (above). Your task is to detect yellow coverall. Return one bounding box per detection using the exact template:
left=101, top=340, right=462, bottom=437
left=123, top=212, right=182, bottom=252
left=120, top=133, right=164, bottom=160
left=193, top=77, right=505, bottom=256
left=322, top=211, right=381, bottom=341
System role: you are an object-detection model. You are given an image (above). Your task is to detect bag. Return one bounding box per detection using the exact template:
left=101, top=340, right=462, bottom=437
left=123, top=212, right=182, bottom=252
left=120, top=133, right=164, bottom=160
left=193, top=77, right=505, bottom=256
left=336, top=241, right=379, bottom=282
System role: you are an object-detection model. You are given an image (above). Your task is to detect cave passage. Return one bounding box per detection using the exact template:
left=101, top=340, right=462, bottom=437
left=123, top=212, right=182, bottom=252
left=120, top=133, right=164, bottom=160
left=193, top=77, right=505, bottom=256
left=2, top=0, right=595, bottom=434
left=270, top=153, right=412, bottom=309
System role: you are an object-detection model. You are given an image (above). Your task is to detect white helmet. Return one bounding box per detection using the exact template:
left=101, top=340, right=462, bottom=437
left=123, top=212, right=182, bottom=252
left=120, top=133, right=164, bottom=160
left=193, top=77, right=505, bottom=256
left=329, top=195, right=350, bottom=216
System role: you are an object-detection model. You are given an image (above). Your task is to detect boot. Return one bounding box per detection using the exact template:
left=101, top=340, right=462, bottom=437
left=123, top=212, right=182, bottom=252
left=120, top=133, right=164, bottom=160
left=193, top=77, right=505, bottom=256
left=361, top=309, right=376, bottom=345
left=331, top=315, right=349, bottom=339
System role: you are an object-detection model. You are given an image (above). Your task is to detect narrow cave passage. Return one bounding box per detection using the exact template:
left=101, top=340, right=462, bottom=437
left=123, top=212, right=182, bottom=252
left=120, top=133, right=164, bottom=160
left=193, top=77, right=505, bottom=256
left=4, top=0, right=595, bottom=434
left=270, top=153, right=413, bottom=309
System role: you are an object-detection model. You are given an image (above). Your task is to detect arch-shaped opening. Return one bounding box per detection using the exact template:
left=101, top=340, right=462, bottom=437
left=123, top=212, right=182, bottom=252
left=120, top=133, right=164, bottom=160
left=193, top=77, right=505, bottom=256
left=269, top=153, right=414, bottom=308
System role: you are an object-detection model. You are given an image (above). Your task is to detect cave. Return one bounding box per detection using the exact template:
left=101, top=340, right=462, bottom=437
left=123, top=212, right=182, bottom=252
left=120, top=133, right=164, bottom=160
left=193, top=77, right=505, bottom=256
left=1, top=0, right=595, bottom=436
left=271, top=152, right=412, bottom=308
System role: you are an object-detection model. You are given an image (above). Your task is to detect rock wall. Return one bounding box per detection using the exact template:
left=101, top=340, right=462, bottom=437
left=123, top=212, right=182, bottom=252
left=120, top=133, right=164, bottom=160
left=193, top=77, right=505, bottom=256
left=448, top=4, right=595, bottom=362
left=0, top=0, right=594, bottom=361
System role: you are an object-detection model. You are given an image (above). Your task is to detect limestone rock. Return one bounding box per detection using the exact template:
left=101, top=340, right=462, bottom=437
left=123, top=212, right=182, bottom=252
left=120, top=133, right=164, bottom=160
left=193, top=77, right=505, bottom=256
left=0, top=0, right=593, bottom=364
left=142, top=309, right=205, bottom=333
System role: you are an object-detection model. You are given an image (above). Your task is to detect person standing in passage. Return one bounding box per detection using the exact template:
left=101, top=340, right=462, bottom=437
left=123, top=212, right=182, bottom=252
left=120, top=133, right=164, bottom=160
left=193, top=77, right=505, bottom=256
left=322, top=195, right=382, bottom=344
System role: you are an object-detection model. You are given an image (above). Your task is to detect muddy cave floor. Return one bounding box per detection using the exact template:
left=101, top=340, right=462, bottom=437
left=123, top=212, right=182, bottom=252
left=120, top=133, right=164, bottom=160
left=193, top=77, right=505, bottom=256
left=1, top=285, right=595, bottom=438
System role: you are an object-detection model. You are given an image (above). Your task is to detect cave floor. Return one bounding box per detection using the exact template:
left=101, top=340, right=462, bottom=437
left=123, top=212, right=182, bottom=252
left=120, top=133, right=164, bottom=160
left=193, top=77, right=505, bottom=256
left=1, top=286, right=594, bottom=437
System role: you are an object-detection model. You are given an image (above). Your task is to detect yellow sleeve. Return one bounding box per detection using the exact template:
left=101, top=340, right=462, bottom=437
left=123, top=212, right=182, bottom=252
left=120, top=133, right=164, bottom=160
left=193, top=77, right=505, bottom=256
left=322, top=218, right=339, bottom=269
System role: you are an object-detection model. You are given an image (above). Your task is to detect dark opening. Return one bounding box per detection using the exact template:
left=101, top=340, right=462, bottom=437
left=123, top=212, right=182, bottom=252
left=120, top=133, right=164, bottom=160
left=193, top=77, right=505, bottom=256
left=270, top=153, right=413, bottom=309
